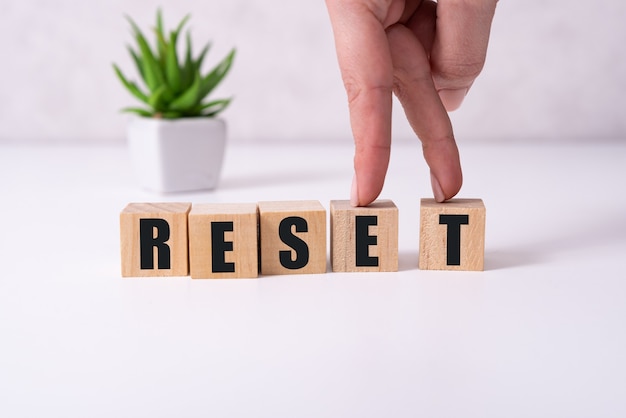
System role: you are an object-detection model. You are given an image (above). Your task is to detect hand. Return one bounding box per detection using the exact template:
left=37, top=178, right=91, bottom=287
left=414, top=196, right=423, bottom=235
left=325, top=0, right=497, bottom=205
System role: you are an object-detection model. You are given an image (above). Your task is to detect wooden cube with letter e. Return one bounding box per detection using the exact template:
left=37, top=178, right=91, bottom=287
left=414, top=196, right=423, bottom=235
left=419, top=198, right=486, bottom=271
left=258, top=200, right=327, bottom=275
left=330, top=200, right=398, bottom=272
left=188, top=203, right=259, bottom=279
left=120, top=202, right=192, bottom=277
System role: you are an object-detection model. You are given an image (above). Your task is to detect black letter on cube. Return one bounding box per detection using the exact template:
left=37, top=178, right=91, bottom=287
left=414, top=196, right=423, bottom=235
left=139, top=218, right=171, bottom=270
left=279, top=216, right=310, bottom=270
left=439, top=214, right=469, bottom=266
left=211, top=222, right=235, bottom=273
left=355, top=216, right=378, bottom=267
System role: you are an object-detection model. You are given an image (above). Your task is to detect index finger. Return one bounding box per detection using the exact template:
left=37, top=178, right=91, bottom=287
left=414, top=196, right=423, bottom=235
left=325, top=0, right=395, bottom=206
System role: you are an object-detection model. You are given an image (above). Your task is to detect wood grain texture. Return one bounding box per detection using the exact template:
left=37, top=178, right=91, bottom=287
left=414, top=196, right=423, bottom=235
left=120, top=202, right=192, bottom=277
left=258, top=200, right=327, bottom=275
left=188, top=203, right=259, bottom=279
left=330, top=200, right=398, bottom=272
left=419, top=198, right=486, bottom=271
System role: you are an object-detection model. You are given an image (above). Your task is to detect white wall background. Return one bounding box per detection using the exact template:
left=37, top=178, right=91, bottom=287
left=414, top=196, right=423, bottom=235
left=1, top=0, right=625, bottom=143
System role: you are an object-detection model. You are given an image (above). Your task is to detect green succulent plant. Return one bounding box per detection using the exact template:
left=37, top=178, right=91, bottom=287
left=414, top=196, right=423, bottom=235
left=113, top=10, right=235, bottom=119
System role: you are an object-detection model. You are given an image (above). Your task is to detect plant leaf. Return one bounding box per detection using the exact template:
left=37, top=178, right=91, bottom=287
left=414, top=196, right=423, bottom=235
left=165, top=15, right=190, bottom=92
left=174, top=15, right=195, bottom=90
left=198, top=98, right=231, bottom=111
left=121, top=107, right=154, bottom=117
left=148, top=85, right=168, bottom=110
left=126, top=15, right=165, bottom=92
left=168, top=14, right=189, bottom=54
left=155, top=9, right=167, bottom=64
left=127, top=45, right=145, bottom=83
left=174, top=14, right=191, bottom=38
left=154, top=28, right=168, bottom=68
left=199, top=48, right=236, bottom=101
left=181, top=31, right=194, bottom=90
left=169, top=71, right=202, bottom=111
left=156, top=9, right=164, bottom=37
left=113, top=64, right=150, bottom=104
left=200, top=98, right=232, bottom=117
left=165, top=31, right=182, bottom=93
left=194, top=43, right=211, bottom=72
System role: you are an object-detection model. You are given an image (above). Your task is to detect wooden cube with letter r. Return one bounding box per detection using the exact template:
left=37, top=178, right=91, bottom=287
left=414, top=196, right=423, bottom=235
left=120, top=202, right=192, bottom=277
left=419, top=198, right=486, bottom=271
left=258, top=200, right=327, bottom=275
left=188, top=203, right=259, bottom=279
left=330, top=200, right=398, bottom=272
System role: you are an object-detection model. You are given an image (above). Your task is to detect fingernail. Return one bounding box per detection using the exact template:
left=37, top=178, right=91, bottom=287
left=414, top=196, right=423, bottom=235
left=431, top=173, right=445, bottom=203
left=350, top=173, right=359, bottom=207
left=438, top=88, right=468, bottom=111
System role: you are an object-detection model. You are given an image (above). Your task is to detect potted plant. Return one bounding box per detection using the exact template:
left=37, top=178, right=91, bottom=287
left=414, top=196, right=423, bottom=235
left=113, top=10, right=235, bottom=193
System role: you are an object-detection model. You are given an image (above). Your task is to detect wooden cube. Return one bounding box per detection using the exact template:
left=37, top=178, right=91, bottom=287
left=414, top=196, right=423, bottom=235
left=330, top=200, right=398, bottom=272
left=419, top=198, right=486, bottom=271
left=188, top=203, right=259, bottom=279
left=120, top=202, right=192, bottom=277
left=258, top=200, right=327, bottom=275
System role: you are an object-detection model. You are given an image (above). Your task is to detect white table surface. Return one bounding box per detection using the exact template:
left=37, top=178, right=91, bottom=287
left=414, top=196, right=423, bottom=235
left=1, top=140, right=625, bottom=418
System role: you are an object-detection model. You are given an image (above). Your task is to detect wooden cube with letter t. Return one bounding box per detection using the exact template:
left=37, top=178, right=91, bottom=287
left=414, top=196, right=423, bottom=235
left=330, top=200, right=398, bottom=272
left=419, top=198, right=486, bottom=271
left=120, top=202, right=192, bottom=277
left=188, top=203, right=259, bottom=279
left=258, top=200, right=327, bottom=275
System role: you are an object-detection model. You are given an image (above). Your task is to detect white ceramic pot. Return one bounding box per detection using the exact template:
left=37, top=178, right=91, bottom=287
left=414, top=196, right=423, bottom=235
left=127, top=117, right=227, bottom=193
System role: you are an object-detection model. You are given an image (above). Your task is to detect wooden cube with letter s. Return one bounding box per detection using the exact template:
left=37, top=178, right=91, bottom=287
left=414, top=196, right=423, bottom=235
left=258, top=200, right=327, bottom=275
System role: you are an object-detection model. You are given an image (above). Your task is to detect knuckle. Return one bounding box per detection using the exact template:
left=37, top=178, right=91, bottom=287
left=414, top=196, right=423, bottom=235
left=343, top=76, right=392, bottom=106
left=343, top=79, right=363, bottom=106
left=435, top=58, right=484, bottom=85
left=392, top=75, right=409, bottom=103
left=391, top=74, right=402, bottom=93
